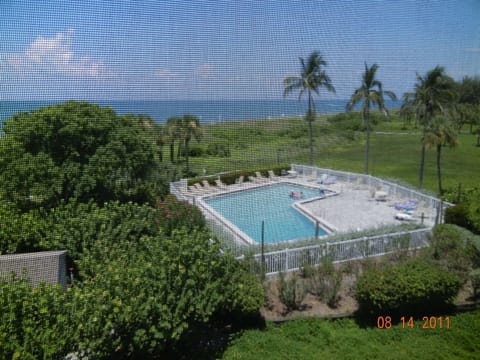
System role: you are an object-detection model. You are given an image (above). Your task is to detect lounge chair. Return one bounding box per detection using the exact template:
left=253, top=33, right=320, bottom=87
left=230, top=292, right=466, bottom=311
left=268, top=170, right=280, bottom=181
left=202, top=180, right=218, bottom=192
left=188, top=185, right=203, bottom=195
left=193, top=183, right=206, bottom=192
left=255, top=171, right=269, bottom=182
left=215, top=179, right=228, bottom=190
left=318, top=174, right=336, bottom=185
left=306, top=170, right=318, bottom=182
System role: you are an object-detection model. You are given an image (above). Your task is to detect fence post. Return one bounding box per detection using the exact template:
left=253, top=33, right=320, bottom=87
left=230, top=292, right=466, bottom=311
left=285, top=248, right=289, bottom=272
left=261, top=220, right=265, bottom=280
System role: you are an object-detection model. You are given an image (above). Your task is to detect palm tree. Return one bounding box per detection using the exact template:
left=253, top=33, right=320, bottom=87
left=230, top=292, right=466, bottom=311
left=414, top=66, right=456, bottom=189
left=178, top=114, right=203, bottom=175
left=400, top=92, right=416, bottom=128
left=284, top=51, right=335, bottom=165
left=346, top=63, right=397, bottom=174
left=424, top=116, right=458, bottom=195
left=165, top=116, right=181, bottom=163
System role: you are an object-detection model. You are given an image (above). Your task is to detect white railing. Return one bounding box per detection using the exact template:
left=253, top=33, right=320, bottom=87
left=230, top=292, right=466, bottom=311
left=242, top=228, right=430, bottom=275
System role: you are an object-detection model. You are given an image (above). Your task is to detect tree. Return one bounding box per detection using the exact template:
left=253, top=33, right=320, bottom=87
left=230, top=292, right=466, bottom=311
left=178, top=114, right=203, bottom=175
left=284, top=51, right=335, bottom=165
left=400, top=92, right=417, bottom=128
left=0, top=101, right=160, bottom=211
left=346, top=63, right=397, bottom=174
left=424, top=116, right=458, bottom=195
left=413, top=66, right=456, bottom=189
left=165, top=116, right=182, bottom=163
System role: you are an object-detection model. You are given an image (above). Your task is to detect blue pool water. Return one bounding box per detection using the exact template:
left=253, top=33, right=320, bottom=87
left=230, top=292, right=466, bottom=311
left=204, top=183, right=328, bottom=243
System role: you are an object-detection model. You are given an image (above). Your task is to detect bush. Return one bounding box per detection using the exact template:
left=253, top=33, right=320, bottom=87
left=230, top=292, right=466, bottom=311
left=445, top=204, right=472, bottom=229
left=155, top=195, right=206, bottom=236
left=308, top=258, right=342, bottom=308
left=355, top=258, right=462, bottom=318
left=0, top=101, right=161, bottom=211
left=0, top=230, right=264, bottom=359
left=429, top=224, right=479, bottom=280
left=0, top=275, right=74, bottom=359
left=277, top=273, right=305, bottom=312
left=206, top=143, right=231, bottom=157
left=0, top=204, right=46, bottom=254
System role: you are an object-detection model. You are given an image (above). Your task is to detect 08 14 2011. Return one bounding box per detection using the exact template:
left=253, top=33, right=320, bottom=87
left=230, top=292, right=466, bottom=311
left=376, top=316, right=451, bottom=329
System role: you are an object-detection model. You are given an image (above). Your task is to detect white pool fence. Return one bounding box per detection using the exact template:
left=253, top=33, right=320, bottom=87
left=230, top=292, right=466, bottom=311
left=170, top=164, right=449, bottom=275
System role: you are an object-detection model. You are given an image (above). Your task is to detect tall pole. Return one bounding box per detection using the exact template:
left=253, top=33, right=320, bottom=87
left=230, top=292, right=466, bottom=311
left=261, top=220, right=265, bottom=280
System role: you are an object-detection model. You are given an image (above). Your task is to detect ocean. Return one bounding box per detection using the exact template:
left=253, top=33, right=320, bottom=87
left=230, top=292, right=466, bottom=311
left=0, top=99, right=401, bottom=126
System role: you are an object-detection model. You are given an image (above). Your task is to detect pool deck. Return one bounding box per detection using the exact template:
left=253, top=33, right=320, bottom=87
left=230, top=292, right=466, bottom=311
left=297, top=180, right=437, bottom=232
left=184, top=174, right=438, bottom=236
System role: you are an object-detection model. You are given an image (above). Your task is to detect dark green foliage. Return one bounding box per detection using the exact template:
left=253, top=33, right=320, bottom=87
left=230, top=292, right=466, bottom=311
left=206, top=142, right=231, bottom=157
left=429, top=224, right=480, bottom=279
left=0, top=204, right=46, bottom=254
left=0, top=276, right=73, bottom=359
left=41, top=201, right=160, bottom=277
left=277, top=272, right=305, bottom=312
left=445, top=204, right=472, bottom=229
left=0, top=101, right=161, bottom=211
left=0, top=230, right=263, bottom=359
left=443, top=187, right=480, bottom=234
left=328, top=112, right=366, bottom=131
left=155, top=194, right=206, bottom=236
left=355, top=258, right=462, bottom=318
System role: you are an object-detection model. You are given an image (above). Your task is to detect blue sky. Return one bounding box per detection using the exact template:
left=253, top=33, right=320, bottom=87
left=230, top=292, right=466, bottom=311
left=1, top=1, right=479, bottom=100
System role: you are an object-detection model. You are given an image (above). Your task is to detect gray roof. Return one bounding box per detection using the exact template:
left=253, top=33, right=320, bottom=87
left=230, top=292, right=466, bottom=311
left=0, top=250, right=67, bottom=291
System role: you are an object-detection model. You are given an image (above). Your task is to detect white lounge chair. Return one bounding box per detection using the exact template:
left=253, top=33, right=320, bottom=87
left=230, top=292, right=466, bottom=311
left=202, top=180, right=218, bottom=192
left=255, top=171, right=269, bottom=182
left=215, top=179, right=228, bottom=190
left=234, top=175, right=244, bottom=187
left=322, top=175, right=336, bottom=185
left=193, top=183, right=207, bottom=193
left=268, top=170, right=280, bottom=181
left=188, top=185, right=203, bottom=195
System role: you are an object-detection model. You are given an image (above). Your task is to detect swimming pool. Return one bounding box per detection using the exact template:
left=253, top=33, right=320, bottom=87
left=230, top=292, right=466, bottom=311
left=203, top=183, right=329, bottom=243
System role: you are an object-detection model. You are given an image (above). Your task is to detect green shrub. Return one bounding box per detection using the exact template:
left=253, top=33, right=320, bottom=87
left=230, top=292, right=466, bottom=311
left=206, top=142, right=231, bottom=157
left=445, top=204, right=472, bottom=229
left=308, top=258, right=342, bottom=308
left=155, top=194, right=206, bottom=236
left=429, top=224, right=475, bottom=279
left=356, top=258, right=462, bottom=318
left=277, top=273, right=305, bottom=312
left=0, top=275, right=74, bottom=359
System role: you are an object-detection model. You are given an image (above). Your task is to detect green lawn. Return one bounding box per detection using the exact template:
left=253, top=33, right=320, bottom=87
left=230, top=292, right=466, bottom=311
left=186, top=114, right=480, bottom=195
left=222, top=311, right=480, bottom=360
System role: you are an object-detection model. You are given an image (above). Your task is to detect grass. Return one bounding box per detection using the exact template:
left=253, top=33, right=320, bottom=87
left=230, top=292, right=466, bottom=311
left=222, top=311, right=480, bottom=359
left=185, top=111, right=480, bottom=196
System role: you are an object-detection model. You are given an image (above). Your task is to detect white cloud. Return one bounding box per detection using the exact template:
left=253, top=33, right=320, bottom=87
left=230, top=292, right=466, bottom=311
left=465, top=48, right=480, bottom=52
left=2, top=29, right=112, bottom=78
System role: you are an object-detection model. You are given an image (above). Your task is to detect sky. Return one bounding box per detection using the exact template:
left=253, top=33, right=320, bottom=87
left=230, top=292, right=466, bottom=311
left=1, top=1, right=479, bottom=100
